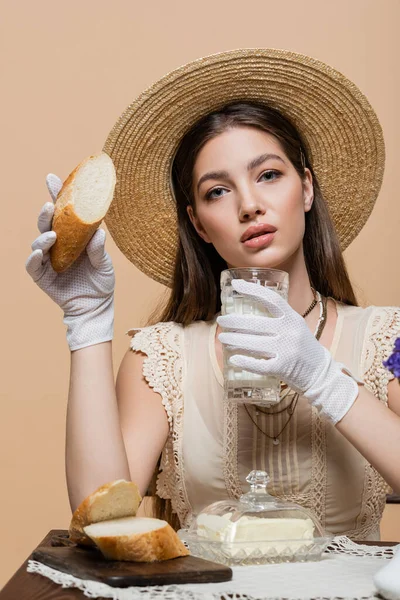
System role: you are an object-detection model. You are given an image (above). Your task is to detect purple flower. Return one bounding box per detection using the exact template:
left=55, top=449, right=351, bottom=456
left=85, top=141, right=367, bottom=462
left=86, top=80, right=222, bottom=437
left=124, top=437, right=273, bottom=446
left=383, top=337, right=400, bottom=380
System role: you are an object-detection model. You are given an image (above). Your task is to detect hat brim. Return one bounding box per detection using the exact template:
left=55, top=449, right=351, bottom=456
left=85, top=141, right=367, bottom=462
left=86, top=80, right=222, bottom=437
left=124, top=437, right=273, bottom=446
left=103, top=48, right=385, bottom=288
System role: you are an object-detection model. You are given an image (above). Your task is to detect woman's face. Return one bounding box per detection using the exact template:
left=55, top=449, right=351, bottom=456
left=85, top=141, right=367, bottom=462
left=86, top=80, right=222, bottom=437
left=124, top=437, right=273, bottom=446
left=187, top=126, right=314, bottom=270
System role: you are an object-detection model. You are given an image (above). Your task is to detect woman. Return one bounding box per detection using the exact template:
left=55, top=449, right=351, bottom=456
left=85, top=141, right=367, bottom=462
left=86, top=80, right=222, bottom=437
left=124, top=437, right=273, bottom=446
left=26, top=49, right=400, bottom=541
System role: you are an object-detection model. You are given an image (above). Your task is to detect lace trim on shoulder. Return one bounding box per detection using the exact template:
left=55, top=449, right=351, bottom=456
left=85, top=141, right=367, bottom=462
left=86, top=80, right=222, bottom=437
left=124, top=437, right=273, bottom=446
left=128, top=322, right=193, bottom=527
left=361, top=306, right=400, bottom=405
left=129, top=323, right=178, bottom=427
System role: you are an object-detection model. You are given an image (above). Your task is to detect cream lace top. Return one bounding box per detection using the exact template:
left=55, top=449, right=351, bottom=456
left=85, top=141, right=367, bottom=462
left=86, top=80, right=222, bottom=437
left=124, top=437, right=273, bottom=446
left=129, top=300, right=400, bottom=541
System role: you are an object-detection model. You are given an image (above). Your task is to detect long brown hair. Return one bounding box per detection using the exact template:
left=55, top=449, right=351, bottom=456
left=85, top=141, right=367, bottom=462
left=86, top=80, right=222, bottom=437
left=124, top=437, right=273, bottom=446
left=144, top=101, right=358, bottom=529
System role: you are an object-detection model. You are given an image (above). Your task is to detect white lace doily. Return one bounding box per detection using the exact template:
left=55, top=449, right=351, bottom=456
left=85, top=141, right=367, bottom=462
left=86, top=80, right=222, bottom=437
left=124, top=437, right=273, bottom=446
left=26, top=535, right=400, bottom=600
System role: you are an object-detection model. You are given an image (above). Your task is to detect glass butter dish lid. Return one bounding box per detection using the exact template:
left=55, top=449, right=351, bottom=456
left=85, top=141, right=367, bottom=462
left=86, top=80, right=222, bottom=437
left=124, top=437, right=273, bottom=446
left=178, top=470, right=333, bottom=565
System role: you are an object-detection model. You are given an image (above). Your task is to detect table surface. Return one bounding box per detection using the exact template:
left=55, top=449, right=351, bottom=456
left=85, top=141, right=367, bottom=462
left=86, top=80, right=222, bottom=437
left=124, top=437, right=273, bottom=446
left=0, top=530, right=398, bottom=600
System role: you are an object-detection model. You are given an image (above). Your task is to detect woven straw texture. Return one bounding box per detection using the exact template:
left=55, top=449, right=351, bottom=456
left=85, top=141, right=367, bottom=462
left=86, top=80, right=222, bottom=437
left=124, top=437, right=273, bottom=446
left=103, top=48, right=385, bottom=288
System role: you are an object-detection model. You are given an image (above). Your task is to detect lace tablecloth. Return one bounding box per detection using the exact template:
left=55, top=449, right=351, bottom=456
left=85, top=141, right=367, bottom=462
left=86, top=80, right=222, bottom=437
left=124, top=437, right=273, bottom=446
left=27, top=536, right=400, bottom=600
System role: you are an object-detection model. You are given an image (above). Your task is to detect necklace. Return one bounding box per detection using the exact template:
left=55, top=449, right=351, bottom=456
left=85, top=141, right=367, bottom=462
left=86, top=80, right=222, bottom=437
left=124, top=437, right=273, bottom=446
left=302, top=287, right=318, bottom=318
left=243, top=291, right=328, bottom=445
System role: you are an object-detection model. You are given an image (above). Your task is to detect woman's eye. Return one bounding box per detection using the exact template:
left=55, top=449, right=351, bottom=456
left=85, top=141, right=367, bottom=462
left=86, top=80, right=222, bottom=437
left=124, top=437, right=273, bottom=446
left=259, top=170, right=280, bottom=182
left=205, top=171, right=280, bottom=200
left=205, top=187, right=227, bottom=200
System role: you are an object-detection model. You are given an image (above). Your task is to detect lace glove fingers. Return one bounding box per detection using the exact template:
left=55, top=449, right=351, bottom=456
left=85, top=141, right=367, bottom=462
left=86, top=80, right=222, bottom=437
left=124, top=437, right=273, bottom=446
left=36, top=174, right=62, bottom=233
left=228, top=353, right=279, bottom=374
left=25, top=249, right=46, bottom=283
left=227, top=352, right=305, bottom=397
left=217, top=313, right=281, bottom=335
left=36, top=201, right=55, bottom=235
left=86, top=228, right=113, bottom=274
left=31, top=229, right=57, bottom=262
left=26, top=229, right=57, bottom=285
left=45, top=173, right=63, bottom=203
left=218, top=331, right=278, bottom=357
left=230, top=279, right=288, bottom=318
left=226, top=353, right=305, bottom=394
left=26, top=247, right=58, bottom=289
left=26, top=197, right=58, bottom=284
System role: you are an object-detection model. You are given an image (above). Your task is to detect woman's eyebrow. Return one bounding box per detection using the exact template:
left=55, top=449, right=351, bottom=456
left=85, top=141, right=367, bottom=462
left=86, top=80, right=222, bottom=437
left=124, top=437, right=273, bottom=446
left=196, top=153, right=286, bottom=192
left=248, top=152, right=286, bottom=171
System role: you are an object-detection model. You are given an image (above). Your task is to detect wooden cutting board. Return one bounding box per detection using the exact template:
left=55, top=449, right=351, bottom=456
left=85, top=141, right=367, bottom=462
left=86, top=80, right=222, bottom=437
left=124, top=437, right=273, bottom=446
left=32, top=544, right=232, bottom=588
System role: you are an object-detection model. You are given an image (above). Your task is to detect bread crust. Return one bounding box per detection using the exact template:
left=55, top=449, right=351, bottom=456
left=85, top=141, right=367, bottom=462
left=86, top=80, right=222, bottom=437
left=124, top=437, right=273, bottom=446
left=85, top=523, right=190, bottom=562
left=50, top=154, right=114, bottom=272
left=51, top=211, right=101, bottom=273
left=68, top=480, right=142, bottom=547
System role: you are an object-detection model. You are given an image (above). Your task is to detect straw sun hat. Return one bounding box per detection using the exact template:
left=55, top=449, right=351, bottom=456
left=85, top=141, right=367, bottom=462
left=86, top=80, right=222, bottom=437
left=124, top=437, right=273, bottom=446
left=103, top=48, right=385, bottom=288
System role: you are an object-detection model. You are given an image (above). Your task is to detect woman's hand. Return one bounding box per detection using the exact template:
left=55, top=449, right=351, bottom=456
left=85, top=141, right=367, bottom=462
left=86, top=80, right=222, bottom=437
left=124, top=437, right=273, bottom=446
left=25, top=174, right=115, bottom=351
left=217, top=279, right=363, bottom=424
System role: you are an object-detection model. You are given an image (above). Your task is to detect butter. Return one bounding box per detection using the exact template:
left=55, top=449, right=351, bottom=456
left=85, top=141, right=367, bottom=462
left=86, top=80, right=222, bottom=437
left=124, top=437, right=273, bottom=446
left=196, top=513, right=315, bottom=557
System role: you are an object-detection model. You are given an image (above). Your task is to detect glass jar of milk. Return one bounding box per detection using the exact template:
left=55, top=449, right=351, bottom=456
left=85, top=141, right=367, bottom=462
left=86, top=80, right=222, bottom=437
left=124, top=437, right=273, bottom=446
left=220, top=268, right=289, bottom=406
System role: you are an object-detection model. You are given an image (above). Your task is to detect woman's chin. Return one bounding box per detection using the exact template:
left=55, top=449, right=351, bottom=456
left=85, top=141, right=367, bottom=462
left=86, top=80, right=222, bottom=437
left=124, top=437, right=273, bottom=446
left=227, top=252, right=283, bottom=270
left=227, top=261, right=282, bottom=270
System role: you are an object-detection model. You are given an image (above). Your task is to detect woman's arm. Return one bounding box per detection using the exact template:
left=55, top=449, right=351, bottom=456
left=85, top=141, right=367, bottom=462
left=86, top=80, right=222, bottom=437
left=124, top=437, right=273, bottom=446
left=66, top=342, right=170, bottom=514
left=336, top=379, right=400, bottom=494
left=66, top=342, right=131, bottom=512
left=115, top=347, right=170, bottom=498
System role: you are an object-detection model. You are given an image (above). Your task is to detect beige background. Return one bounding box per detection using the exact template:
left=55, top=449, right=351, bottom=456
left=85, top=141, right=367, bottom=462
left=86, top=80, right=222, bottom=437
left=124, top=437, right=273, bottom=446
left=1, top=0, right=400, bottom=588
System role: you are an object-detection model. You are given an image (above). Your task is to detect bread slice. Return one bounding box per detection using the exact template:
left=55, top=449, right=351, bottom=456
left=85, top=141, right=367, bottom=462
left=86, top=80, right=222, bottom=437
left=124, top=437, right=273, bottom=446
left=50, top=152, right=116, bottom=272
left=69, top=480, right=142, bottom=547
left=84, top=516, right=190, bottom=562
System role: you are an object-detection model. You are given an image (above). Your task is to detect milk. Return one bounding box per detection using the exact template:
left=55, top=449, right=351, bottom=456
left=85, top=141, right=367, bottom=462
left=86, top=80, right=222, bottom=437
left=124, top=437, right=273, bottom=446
left=221, top=286, right=285, bottom=406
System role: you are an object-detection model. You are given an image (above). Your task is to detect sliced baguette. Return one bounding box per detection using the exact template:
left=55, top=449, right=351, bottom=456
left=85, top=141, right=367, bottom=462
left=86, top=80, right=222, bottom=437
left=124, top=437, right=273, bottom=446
left=50, top=152, right=116, bottom=272
left=69, top=480, right=142, bottom=547
left=84, top=516, right=189, bottom=562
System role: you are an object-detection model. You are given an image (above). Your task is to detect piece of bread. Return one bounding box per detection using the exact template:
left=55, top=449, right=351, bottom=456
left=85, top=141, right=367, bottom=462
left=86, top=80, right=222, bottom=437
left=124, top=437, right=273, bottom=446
left=50, top=152, right=116, bottom=272
left=69, top=480, right=142, bottom=547
left=83, top=516, right=190, bottom=562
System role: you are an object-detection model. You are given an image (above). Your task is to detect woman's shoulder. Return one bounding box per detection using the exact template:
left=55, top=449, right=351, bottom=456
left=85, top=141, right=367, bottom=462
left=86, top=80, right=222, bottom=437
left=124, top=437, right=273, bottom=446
left=127, top=316, right=215, bottom=337
left=127, top=317, right=215, bottom=352
left=337, top=299, right=399, bottom=364
left=353, top=304, right=400, bottom=400
left=127, top=320, right=182, bottom=337
left=336, top=299, right=400, bottom=327
left=335, top=301, right=400, bottom=365
left=359, top=303, right=400, bottom=347
left=127, top=320, right=183, bottom=353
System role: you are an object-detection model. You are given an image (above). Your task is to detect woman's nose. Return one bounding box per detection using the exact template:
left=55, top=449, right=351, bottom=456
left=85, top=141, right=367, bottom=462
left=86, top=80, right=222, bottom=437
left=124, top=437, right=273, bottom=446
left=239, top=198, right=266, bottom=221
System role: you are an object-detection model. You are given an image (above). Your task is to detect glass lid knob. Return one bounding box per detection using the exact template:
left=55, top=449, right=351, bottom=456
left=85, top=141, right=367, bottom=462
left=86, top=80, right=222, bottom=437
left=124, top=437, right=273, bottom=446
left=239, top=470, right=276, bottom=509
left=245, top=470, right=270, bottom=492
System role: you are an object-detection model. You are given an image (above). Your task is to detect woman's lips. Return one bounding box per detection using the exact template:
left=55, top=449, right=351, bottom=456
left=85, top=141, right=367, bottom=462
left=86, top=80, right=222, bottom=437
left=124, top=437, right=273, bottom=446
left=242, top=231, right=276, bottom=248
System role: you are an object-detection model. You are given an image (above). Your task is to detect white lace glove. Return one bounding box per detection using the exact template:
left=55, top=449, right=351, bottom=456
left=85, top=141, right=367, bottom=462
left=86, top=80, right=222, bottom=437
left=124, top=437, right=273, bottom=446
left=217, top=279, right=363, bottom=425
left=25, top=174, right=115, bottom=351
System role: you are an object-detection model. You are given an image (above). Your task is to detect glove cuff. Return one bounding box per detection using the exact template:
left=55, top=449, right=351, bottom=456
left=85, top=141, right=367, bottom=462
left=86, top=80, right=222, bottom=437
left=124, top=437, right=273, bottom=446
left=68, top=334, right=114, bottom=352
left=64, top=296, right=114, bottom=351
left=305, top=354, right=363, bottom=425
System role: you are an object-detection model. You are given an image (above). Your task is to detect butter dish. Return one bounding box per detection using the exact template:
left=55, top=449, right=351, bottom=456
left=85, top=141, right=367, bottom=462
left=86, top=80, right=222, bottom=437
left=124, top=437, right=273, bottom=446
left=178, top=470, right=332, bottom=565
